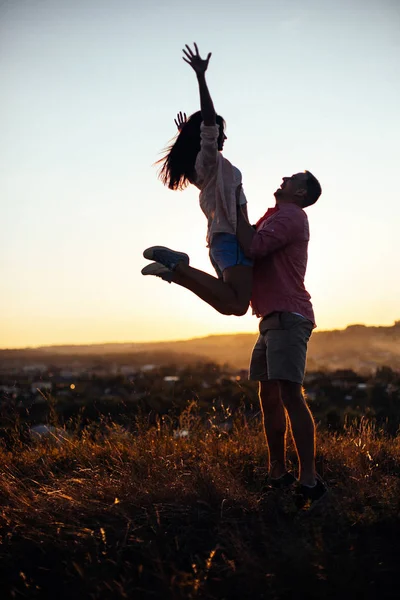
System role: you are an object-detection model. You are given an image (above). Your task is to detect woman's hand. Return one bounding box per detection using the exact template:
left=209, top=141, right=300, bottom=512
left=183, top=43, right=216, bottom=125
left=174, top=111, right=187, bottom=131
left=182, top=43, right=211, bottom=76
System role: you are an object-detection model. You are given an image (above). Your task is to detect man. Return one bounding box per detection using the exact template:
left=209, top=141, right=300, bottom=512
left=236, top=171, right=327, bottom=508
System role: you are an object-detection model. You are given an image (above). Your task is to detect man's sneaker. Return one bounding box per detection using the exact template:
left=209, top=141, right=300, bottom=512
left=143, top=246, right=189, bottom=271
left=266, top=471, right=297, bottom=489
left=294, top=475, right=328, bottom=510
left=141, top=262, right=174, bottom=283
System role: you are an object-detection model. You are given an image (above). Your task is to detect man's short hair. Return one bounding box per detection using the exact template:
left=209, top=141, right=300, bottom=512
left=303, top=171, right=322, bottom=207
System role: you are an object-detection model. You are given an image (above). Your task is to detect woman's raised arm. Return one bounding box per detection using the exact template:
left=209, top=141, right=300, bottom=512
left=182, top=43, right=216, bottom=126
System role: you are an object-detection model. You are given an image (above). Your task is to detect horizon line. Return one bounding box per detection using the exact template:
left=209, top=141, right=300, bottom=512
left=1, top=320, right=399, bottom=352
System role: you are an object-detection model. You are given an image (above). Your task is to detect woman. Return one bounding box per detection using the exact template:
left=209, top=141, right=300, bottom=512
left=142, top=43, right=252, bottom=316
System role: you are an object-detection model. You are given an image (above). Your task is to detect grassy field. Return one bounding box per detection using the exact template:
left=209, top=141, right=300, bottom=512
left=1, top=407, right=400, bottom=599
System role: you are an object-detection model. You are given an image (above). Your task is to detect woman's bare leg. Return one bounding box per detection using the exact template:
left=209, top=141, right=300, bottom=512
left=171, top=263, right=252, bottom=316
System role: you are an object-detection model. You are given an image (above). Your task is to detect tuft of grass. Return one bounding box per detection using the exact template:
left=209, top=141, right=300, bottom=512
left=0, top=405, right=399, bottom=599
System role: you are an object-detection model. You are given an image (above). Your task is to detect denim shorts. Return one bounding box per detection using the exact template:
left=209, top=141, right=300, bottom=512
left=249, top=312, right=314, bottom=384
left=209, top=233, right=253, bottom=279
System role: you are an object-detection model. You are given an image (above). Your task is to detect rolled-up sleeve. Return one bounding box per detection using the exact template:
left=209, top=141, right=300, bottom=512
left=195, top=123, right=220, bottom=177
left=249, top=213, right=300, bottom=258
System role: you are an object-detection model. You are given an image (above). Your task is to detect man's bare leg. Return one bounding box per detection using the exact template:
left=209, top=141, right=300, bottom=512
left=279, top=381, right=316, bottom=486
left=259, top=380, right=288, bottom=478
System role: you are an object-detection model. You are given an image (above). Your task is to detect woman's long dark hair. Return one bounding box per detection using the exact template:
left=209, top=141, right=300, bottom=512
left=157, top=110, right=226, bottom=190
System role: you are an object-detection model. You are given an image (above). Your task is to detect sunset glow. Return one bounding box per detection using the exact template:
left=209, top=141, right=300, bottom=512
left=1, top=0, right=399, bottom=348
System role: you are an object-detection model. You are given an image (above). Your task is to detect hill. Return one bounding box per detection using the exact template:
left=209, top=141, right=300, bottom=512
left=1, top=321, right=400, bottom=372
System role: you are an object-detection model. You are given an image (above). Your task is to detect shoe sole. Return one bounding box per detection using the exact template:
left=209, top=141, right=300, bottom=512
left=143, top=246, right=189, bottom=265
left=141, top=262, right=170, bottom=276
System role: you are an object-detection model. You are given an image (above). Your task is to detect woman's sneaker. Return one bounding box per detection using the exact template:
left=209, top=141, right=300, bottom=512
left=141, top=262, right=174, bottom=283
left=143, top=246, right=189, bottom=271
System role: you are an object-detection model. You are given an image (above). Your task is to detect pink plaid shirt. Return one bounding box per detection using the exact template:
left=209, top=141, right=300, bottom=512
left=249, top=203, right=315, bottom=325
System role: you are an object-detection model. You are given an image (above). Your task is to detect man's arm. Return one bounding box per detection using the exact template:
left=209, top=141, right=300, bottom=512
left=182, top=43, right=216, bottom=125
left=236, top=205, right=256, bottom=257
left=237, top=207, right=300, bottom=259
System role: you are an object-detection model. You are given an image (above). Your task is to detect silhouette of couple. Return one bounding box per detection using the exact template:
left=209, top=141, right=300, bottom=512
left=142, top=43, right=327, bottom=509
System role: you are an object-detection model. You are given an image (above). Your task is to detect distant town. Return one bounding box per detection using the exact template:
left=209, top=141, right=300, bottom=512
left=1, top=349, right=399, bottom=440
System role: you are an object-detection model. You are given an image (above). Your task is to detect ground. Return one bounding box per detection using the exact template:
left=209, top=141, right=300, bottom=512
left=1, top=410, right=399, bottom=599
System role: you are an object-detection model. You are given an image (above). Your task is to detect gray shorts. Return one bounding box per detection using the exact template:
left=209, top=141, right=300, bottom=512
left=249, top=312, right=313, bottom=384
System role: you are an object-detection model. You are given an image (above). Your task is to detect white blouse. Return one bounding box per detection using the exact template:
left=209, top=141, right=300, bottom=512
left=193, top=123, right=247, bottom=246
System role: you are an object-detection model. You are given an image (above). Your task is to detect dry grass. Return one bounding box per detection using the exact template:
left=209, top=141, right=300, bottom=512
left=1, top=407, right=400, bottom=599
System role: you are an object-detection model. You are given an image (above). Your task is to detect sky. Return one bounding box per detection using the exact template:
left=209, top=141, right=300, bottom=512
left=1, top=0, right=399, bottom=348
